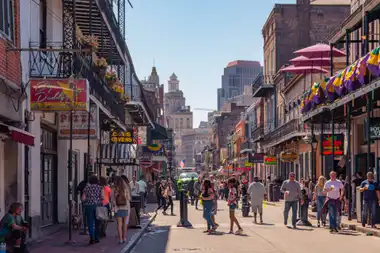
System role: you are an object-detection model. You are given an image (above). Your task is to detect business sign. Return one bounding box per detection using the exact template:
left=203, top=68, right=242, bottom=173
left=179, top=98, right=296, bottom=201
left=236, top=167, right=251, bottom=172
left=30, top=79, right=89, bottom=111
left=370, top=117, right=380, bottom=140
left=264, top=156, right=276, bottom=165
left=110, top=129, right=135, bottom=144
left=280, top=152, right=298, bottom=162
left=58, top=105, right=99, bottom=139
left=250, top=153, right=265, bottom=163
left=322, top=134, right=344, bottom=156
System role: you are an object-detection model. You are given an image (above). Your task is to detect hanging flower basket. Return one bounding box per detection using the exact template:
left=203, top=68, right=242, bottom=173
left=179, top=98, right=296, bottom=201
left=111, top=80, right=124, bottom=93
left=105, top=71, right=117, bottom=86
left=95, top=58, right=108, bottom=78
left=78, top=35, right=99, bottom=50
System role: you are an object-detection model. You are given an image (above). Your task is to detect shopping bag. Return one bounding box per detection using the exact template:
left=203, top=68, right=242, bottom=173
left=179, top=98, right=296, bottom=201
left=263, top=200, right=267, bottom=208
left=96, top=206, right=109, bottom=221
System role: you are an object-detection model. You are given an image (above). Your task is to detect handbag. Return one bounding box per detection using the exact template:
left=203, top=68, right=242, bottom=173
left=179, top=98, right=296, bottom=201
left=96, top=206, right=109, bottom=221
left=311, top=201, right=317, bottom=212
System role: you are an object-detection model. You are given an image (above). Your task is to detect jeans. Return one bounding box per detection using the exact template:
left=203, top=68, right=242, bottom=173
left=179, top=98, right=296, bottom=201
left=328, top=199, right=339, bottom=229
left=157, top=196, right=166, bottom=210
left=203, top=200, right=214, bottom=230
left=284, top=200, right=298, bottom=226
left=85, top=204, right=101, bottom=240
left=317, top=196, right=327, bottom=222
left=362, top=199, right=377, bottom=226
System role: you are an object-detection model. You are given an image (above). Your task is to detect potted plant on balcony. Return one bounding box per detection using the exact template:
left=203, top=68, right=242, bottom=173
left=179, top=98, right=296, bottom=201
left=95, top=57, right=108, bottom=77
left=105, top=70, right=117, bottom=86
left=111, top=79, right=124, bottom=94
left=79, top=34, right=99, bottom=50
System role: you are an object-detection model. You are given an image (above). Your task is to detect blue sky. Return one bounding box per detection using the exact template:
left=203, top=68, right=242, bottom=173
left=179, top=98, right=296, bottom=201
left=125, top=0, right=294, bottom=127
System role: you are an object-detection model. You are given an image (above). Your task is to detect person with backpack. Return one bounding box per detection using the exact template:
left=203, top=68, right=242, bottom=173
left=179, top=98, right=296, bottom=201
left=112, top=176, right=131, bottom=244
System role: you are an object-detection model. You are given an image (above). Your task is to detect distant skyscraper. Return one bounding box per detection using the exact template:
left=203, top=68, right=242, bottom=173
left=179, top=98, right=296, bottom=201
left=217, top=60, right=262, bottom=110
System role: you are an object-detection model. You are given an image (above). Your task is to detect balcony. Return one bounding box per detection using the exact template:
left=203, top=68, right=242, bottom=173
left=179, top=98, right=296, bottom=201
left=29, top=42, right=125, bottom=123
left=239, top=141, right=252, bottom=154
left=252, top=73, right=274, bottom=98
left=251, top=124, right=264, bottom=143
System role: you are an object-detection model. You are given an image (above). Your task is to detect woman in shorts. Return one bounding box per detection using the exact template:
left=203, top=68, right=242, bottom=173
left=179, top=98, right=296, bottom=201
left=227, top=178, right=243, bottom=235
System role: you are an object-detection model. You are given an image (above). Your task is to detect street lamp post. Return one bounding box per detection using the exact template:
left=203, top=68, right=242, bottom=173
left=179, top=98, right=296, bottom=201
left=303, top=133, right=318, bottom=182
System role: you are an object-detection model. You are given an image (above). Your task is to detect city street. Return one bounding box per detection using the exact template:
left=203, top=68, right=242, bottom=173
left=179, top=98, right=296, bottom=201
left=131, top=200, right=380, bottom=253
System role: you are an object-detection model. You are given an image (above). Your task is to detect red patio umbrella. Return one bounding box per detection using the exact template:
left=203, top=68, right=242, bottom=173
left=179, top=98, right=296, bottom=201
left=294, top=43, right=346, bottom=58
left=289, top=55, right=331, bottom=67
left=280, top=65, right=328, bottom=75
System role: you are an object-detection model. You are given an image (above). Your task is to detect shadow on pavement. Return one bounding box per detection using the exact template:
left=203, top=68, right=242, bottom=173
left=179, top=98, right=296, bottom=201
left=131, top=225, right=170, bottom=253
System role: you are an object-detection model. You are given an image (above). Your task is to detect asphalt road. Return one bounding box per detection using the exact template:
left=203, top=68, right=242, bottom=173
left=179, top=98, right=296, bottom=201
left=130, top=200, right=380, bottom=253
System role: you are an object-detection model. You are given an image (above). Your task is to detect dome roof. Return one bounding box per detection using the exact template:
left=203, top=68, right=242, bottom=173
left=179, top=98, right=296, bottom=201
left=170, top=73, right=177, bottom=79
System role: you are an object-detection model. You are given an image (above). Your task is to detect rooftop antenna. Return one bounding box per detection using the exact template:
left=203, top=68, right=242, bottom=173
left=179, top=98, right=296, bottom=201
left=153, top=58, right=156, bottom=67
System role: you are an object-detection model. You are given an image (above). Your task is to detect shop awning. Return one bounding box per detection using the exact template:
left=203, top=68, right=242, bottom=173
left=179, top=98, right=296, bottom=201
left=0, top=123, right=35, bottom=146
left=150, top=123, right=168, bottom=140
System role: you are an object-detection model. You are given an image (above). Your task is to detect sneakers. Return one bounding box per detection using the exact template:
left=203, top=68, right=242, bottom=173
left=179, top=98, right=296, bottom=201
left=234, top=228, right=243, bottom=235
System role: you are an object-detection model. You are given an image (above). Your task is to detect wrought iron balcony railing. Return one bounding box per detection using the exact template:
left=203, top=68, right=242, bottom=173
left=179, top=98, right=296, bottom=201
left=29, top=42, right=125, bottom=123
left=251, top=123, right=264, bottom=142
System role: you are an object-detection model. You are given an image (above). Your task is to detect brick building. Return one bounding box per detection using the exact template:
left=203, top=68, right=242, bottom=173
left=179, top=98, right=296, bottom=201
left=262, top=0, right=350, bottom=81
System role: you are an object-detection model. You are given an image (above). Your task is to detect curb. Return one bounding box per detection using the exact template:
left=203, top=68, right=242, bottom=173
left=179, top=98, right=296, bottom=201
left=121, top=213, right=158, bottom=253
left=308, top=212, right=380, bottom=236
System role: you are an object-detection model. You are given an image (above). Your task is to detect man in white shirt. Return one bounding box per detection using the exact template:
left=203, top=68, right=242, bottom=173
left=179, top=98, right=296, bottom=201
left=324, top=171, right=344, bottom=233
left=137, top=176, right=147, bottom=213
left=130, top=176, right=140, bottom=196
left=248, top=177, right=266, bottom=224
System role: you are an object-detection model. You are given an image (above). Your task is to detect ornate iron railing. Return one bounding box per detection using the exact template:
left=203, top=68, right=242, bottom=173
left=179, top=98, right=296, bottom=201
left=251, top=123, right=264, bottom=142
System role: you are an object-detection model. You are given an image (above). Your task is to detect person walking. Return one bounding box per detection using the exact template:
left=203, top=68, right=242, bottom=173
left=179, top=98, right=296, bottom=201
left=156, top=180, right=167, bottom=212
left=187, top=177, right=195, bottom=205
left=210, top=181, right=219, bottom=229
left=248, top=176, right=266, bottom=224
left=99, top=176, right=112, bottom=237
left=130, top=176, right=140, bottom=196
left=280, top=172, right=301, bottom=229
left=163, top=181, right=175, bottom=216
left=227, top=177, right=243, bottom=234
left=112, top=176, right=131, bottom=244
left=194, top=178, right=202, bottom=210
left=137, top=176, right=147, bottom=214
left=120, top=175, right=132, bottom=230
left=82, top=175, right=104, bottom=244
left=313, top=176, right=327, bottom=227
left=359, top=172, right=380, bottom=228
left=324, top=171, right=344, bottom=233
left=201, top=179, right=217, bottom=234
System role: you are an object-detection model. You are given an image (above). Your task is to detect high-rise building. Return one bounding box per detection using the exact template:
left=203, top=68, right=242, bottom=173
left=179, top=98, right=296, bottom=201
left=217, top=60, right=262, bottom=110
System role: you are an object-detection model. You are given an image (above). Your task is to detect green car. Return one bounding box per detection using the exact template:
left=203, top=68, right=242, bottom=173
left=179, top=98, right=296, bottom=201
left=177, top=172, right=198, bottom=191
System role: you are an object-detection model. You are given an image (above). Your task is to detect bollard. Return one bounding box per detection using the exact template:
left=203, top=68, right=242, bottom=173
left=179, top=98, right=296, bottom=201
left=177, top=190, right=192, bottom=227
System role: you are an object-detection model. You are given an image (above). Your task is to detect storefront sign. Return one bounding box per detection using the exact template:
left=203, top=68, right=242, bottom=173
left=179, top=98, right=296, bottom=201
left=264, top=156, right=276, bottom=165
left=58, top=105, right=98, bottom=139
left=370, top=117, right=380, bottom=140
left=244, top=161, right=253, bottom=167
left=236, top=167, right=251, bottom=172
left=137, top=126, right=147, bottom=145
left=97, top=158, right=136, bottom=165
left=30, top=79, right=89, bottom=111
left=280, top=152, right=298, bottom=162
left=250, top=153, right=265, bottom=163
left=322, top=134, right=344, bottom=156
left=110, top=129, right=135, bottom=144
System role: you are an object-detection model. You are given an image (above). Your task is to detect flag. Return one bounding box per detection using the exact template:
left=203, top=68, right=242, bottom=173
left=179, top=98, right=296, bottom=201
left=367, top=47, right=380, bottom=77
left=180, top=160, right=185, bottom=168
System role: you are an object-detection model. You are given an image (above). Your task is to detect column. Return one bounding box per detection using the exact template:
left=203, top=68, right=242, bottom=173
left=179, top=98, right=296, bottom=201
left=57, top=139, right=69, bottom=223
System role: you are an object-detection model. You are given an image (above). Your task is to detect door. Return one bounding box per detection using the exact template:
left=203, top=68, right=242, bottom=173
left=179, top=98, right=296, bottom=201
left=40, top=154, right=56, bottom=227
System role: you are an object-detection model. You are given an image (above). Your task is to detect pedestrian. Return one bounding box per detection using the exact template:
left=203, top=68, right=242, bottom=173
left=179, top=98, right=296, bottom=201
left=187, top=177, right=195, bottom=205
left=323, top=171, right=343, bottom=233
left=201, top=179, right=217, bottom=234
left=194, top=177, right=202, bottom=210
left=359, top=172, right=380, bottom=228
left=227, top=177, right=243, bottom=234
left=130, top=176, right=139, bottom=196
left=248, top=176, right=266, bottom=224
left=280, top=172, right=301, bottom=229
left=163, top=181, right=175, bottom=216
left=313, top=176, right=327, bottom=227
left=137, top=176, right=147, bottom=214
left=112, top=176, right=131, bottom=244
left=121, top=175, right=132, bottom=228
left=300, top=180, right=312, bottom=226
left=156, top=180, right=167, bottom=212
left=99, top=176, right=112, bottom=237
left=82, top=175, right=104, bottom=244
left=210, top=181, right=219, bottom=229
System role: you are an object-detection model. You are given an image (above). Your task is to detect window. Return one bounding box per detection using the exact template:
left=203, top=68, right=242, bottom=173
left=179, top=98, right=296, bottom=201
left=0, top=0, right=14, bottom=40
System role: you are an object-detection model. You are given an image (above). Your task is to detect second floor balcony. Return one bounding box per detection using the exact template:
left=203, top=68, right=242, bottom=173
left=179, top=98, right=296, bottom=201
left=251, top=123, right=264, bottom=143
left=252, top=73, right=274, bottom=98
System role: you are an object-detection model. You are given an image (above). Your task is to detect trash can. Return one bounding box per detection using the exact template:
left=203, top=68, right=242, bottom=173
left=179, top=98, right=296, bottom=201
left=272, top=185, right=280, bottom=202
left=268, top=184, right=274, bottom=202
left=241, top=195, right=250, bottom=217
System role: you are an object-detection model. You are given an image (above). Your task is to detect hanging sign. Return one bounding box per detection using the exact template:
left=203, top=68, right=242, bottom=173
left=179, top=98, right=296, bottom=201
left=264, top=156, right=276, bottom=165
left=236, top=167, right=251, bottom=172
left=250, top=153, right=265, bottom=163
left=137, top=126, right=147, bottom=145
left=322, top=134, right=344, bottom=156
left=110, top=129, right=135, bottom=144
left=280, top=152, right=298, bottom=162
left=30, top=79, right=89, bottom=111
left=370, top=117, right=380, bottom=140
left=58, top=105, right=98, bottom=139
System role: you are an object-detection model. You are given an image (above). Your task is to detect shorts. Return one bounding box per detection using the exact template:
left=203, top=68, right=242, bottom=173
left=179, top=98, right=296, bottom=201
left=229, top=204, right=237, bottom=211
left=115, top=209, right=129, bottom=217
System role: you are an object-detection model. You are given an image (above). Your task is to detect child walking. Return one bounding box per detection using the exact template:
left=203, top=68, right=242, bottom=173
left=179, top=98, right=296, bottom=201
left=227, top=177, right=243, bottom=235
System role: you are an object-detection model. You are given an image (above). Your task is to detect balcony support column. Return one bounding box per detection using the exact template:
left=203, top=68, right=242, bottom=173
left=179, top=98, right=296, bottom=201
left=320, top=121, right=324, bottom=176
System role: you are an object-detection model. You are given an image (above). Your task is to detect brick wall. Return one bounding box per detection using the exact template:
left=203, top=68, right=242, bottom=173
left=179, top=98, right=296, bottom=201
left=0, top=0, right=21, bottom=86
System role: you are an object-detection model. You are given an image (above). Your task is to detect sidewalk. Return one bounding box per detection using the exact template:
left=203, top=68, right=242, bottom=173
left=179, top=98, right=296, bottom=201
left=29, top=204, right=157, bottom=253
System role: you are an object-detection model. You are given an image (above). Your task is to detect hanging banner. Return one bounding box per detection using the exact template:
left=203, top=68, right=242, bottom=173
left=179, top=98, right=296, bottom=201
left=137, top=126, right=147, bottom=145
left=58, top=105, right=99, bottom=139
left=30, top=79, right=89, bottom=111
left=264, top=156, right=276, bottom=165
left=280, top=152, right=298, bottom=162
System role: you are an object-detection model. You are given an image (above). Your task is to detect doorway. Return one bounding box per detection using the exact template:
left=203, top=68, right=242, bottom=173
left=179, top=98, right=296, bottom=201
left=40, top=127, right=57, bottom=227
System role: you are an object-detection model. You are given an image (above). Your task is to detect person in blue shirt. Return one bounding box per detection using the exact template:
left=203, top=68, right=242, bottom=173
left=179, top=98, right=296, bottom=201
left=359, top=172, right=380, bottom=228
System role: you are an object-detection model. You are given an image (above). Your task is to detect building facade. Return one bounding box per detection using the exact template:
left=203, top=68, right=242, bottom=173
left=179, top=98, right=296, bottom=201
left=217, top=60, right=262, bottom=110
left=180, top=128, right=212, bottom=168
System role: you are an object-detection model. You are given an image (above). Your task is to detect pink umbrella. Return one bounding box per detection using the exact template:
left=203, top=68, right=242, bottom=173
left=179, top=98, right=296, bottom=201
left=290, top=55, right=331, bottom=67
left=294, top=43, right=346, bottom=58
left=280, top=65, right=329, bottom=75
